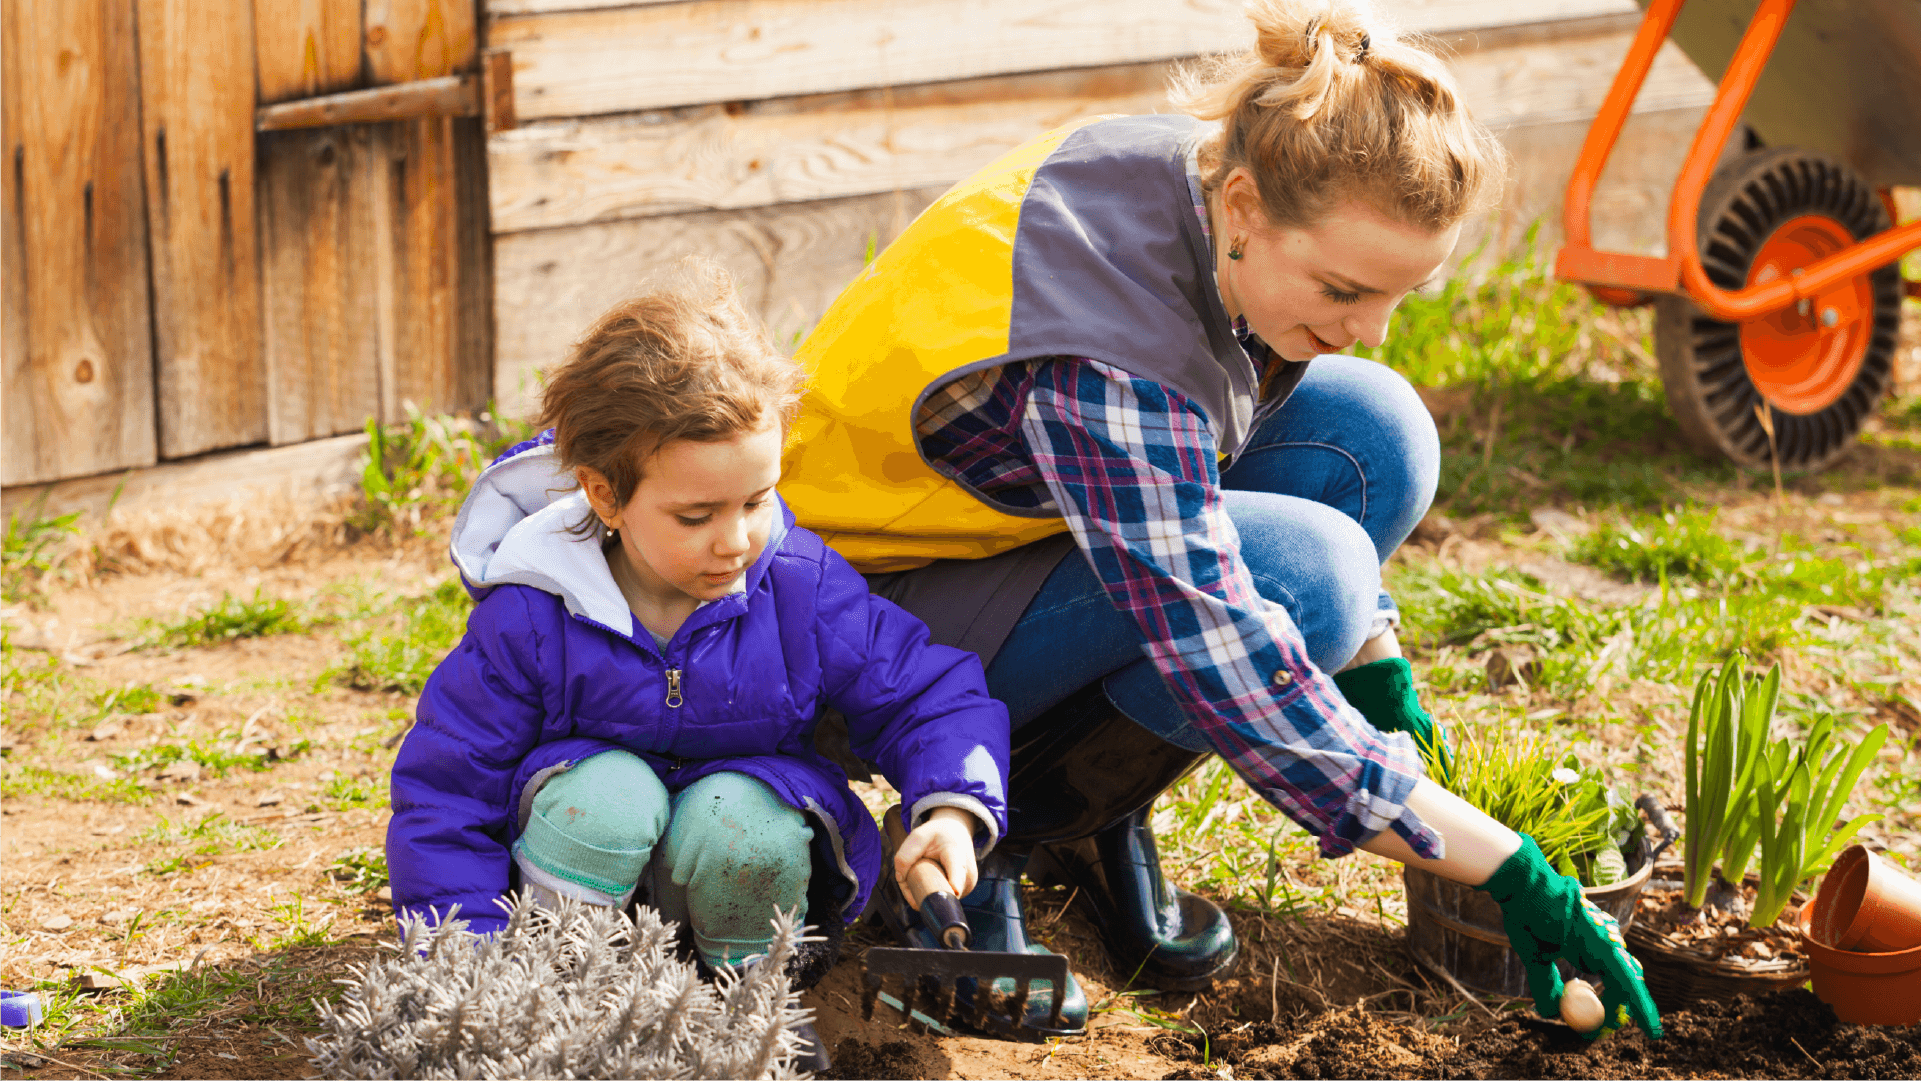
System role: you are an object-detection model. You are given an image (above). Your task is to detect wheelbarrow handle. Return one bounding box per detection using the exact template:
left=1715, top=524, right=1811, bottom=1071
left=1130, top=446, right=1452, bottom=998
left=884, top=806, right=971, bottom=950
left=1634, top=793, right=1681, bottom=865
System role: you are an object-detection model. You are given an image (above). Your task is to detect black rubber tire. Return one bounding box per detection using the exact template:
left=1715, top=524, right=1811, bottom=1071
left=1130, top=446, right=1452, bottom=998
left=1654, top=147, right=1901, bottom=472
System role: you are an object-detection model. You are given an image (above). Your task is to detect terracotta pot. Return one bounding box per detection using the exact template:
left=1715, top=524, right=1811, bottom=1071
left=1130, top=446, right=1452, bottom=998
left=1798, top=907, right=1921, bottom=1026
left=1810, top=845, right=1921, bottom=953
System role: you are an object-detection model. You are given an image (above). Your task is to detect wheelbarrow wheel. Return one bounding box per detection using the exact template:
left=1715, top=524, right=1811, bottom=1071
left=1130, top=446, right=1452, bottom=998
left=1654, top=147, right=1901, bottom=472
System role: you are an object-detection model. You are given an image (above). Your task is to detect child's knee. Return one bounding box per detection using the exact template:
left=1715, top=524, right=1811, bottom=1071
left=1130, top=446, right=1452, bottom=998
left=513, top=749, right=670, bottom=900
left=662, top=772, right=814, bottom=893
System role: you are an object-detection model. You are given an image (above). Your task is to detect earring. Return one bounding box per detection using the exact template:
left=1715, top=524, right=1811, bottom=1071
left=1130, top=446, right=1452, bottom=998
left=604, top=520, right=619, bottom=540
left=1228, top=238, right=1244, bottom=261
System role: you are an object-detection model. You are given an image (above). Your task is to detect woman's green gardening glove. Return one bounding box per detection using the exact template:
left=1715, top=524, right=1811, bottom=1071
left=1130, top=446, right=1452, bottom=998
left=1476, top=834, right=1663, bottom=1040
left=1332, top=657, right=1447, bottom=765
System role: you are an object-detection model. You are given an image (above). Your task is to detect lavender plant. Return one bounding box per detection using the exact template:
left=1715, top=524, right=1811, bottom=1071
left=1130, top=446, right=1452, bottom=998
left=307, top=895, right=817, bottom=1079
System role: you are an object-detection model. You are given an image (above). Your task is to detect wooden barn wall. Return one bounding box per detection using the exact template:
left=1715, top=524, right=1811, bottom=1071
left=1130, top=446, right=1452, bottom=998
left=2, top=0, right=492, bottom=489
left=482, top=0, right=1719, bottom=422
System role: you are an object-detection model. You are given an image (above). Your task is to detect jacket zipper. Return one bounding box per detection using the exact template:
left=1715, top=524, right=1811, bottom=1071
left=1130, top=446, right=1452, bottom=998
left=664, top=667, right=683, bottom=708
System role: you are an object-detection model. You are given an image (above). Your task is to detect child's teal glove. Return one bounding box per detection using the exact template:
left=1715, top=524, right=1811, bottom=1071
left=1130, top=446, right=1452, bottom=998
left=1476, top=835, right=1662, bottom=1040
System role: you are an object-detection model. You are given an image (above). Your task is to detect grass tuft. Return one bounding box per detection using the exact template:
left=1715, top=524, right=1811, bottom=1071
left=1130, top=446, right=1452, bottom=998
left=2, top=496, right=83, bottom=604
left=330, top=578, right=473, bottom=694
left=135, top=590, right=309, bottom=650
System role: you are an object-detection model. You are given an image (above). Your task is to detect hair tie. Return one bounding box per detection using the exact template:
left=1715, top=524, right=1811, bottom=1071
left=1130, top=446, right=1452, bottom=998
left=1355, top=33, right=1371, bottom=63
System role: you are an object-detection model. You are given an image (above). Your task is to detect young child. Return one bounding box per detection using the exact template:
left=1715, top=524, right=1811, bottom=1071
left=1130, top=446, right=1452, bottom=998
left=385, top=273, right=1008, bottom=1006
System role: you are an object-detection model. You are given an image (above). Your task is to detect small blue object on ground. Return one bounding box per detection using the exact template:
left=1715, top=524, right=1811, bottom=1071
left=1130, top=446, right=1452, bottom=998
left=1, top=991, right=43, bottom=1028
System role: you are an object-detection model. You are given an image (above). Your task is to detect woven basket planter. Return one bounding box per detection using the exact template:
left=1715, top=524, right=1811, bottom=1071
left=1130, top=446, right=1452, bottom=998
left=1625, top=872, right=1810, bottom=1009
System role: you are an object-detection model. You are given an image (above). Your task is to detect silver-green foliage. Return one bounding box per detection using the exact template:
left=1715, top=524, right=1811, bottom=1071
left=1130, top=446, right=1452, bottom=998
left=308, top=896, right=814, bottom=1080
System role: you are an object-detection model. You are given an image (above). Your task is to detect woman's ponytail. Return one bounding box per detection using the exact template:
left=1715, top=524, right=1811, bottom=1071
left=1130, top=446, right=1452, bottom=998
left=1172, top=0, right=1503, bottom=232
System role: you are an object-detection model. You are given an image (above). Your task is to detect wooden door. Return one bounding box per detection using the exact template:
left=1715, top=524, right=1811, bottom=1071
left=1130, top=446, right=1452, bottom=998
left=2, top=0, right=157, bottom=486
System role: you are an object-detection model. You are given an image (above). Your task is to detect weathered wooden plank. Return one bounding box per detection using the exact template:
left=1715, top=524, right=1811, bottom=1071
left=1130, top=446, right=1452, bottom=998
left=2, top=0, right=158, bottom=486
left=486, top=0, right=1632, bottom=19
left=257, top=126, right=383, bottom=445
left=1448, top=23, right=1712, bottom=130
left=489, top=0, right=1637, bottom=121
left=2, top=430, right=370, bottom=524
left=487, top=64, right=1172, bottom=233
left=486, top=24, right=1716, bottom=235
left=487, top=0, right=676, bottom=15
left=365, top=0, right=476, bottom=86
left=1459, top=104, right=1731, bottom=266
left=379, top=116, right=469, bottom=418
left=252, top=0, right=362, bottom=105
left=138, top=0, right=268, bottom=459
left=492, top=188, right=941, bottom=420
left=256, top=74, right=479, bottom=130
left=452, top=116, right=495, bottom=412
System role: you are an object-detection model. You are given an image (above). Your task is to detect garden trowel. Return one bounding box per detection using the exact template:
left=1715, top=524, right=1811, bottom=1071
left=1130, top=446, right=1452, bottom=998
left=861, top=806, right=1070, bottom=1041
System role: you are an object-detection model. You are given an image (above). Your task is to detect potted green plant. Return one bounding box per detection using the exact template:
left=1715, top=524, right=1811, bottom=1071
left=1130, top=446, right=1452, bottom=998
left=1402, top=724, right=1653, bottom=997
left=1626, top=655, right=1888, bottom=1005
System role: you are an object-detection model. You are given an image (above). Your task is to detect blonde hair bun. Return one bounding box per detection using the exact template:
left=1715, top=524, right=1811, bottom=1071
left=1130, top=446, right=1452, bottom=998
left=1173, top=0, right=1504, bottom=230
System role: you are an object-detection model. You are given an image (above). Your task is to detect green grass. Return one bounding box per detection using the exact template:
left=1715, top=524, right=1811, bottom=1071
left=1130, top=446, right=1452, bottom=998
left=328, top=846, right=390, bottom=894
left=92, top=680, right=169, bottom=716
left=134, top=589, right=310, bottom=650
left=3, top=495, right=83, bottom=604
left=111, top=733, right=309, bottom=780
left=330, top=577, right=474, bottom=693
left=26, top=954, right=343, bottom=1077
left=318, top=770, right=386, bottom=810
left=1357, top=237, right=1732, bottom=519
left=0, top=762, right=150, bottom=804
left=139, top=813, right=285, bottom=875
left=352, top=403, right=536, bottom=537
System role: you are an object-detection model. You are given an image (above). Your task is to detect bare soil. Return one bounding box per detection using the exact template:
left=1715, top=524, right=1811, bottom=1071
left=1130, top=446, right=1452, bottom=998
left=4, top=491, right=1918, bottom=1079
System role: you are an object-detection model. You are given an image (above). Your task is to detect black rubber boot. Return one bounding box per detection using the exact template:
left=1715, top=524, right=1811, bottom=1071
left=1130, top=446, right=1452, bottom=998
left=1006, top=686, right=1240, bottom=992
left=1033, top=809, right=1240, bottom=991
left=792, top=1021, right=832, bottom=1073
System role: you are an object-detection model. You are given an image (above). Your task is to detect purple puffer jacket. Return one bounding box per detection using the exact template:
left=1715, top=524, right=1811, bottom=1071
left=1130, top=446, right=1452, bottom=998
left=386, top=441, right=1009, bottom=937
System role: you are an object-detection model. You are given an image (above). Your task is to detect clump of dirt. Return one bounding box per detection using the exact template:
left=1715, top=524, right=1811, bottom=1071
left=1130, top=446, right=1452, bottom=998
left=821, top=1037, right=924, bottom=1080
left=1154, top=991, right=1921, bottom=1080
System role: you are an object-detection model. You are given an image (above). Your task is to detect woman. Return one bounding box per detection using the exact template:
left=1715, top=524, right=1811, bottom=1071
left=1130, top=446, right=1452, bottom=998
left=783, top=0, right=1661, bottom=1040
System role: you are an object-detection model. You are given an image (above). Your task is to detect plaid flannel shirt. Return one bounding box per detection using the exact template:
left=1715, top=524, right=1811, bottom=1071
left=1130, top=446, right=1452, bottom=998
left=911, top=173, right=1437, bottom=859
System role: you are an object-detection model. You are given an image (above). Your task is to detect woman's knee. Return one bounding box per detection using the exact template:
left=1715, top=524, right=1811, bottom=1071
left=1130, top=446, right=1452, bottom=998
left=513, top=749, right=671, bottom=898
left=1229, top=493, right=1380, bottom=672
left=1230, top=356, right=1439, bottom=560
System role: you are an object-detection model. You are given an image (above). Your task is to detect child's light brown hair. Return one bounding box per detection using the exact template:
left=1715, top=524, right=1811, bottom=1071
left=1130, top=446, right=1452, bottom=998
left=540, top=267, right=804, bottom=520
left=1172, top=0, right=1505, bottom=233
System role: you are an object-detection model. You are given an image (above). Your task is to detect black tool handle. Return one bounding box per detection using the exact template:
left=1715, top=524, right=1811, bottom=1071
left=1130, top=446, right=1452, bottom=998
left=884, top=806, right=972, bottom=949
left=1635, top=793, right=1681, bottom=865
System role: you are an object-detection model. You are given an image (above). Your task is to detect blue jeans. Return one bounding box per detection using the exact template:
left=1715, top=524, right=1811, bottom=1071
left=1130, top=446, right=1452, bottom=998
left=984, top=355, right=1438, bottom=750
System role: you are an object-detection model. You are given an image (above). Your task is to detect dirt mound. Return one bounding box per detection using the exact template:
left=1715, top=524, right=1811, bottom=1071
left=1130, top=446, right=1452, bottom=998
left=1155, top=992, right=1921, bottom=1080
left=821, top=1037, right=926, bottom=1080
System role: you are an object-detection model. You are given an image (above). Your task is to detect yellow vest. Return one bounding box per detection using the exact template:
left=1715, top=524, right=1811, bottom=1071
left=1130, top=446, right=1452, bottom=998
left=785, top=114, right=1257, bottom=574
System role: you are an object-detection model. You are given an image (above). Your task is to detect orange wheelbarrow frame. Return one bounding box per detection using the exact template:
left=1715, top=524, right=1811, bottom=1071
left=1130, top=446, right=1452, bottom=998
left=1554, top=0, right=1921, bottom=318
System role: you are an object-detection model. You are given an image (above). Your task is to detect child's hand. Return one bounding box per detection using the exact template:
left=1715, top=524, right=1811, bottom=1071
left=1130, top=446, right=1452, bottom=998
left=893, top=806, right=979, bottom=899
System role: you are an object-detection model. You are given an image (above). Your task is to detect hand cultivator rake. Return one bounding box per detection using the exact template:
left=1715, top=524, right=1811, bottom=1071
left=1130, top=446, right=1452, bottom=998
left=860, top=807, right=1070, bottom=1041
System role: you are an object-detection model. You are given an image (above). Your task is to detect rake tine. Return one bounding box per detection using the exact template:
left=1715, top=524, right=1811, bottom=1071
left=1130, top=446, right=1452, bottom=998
left=1008, top=979, right=1033, bottom=1031
left=861, top=971, right=882, bottom=1021
left=901, top=977, right=924, bottom=1030
left=967, top=981, right=992, bottom=1033
left=1044, top=975, right=1065, bottom=1032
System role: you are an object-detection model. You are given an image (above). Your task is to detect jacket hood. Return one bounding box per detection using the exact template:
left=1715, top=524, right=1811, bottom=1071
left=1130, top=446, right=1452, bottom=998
left=448, top=441, right=790, bottom=637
